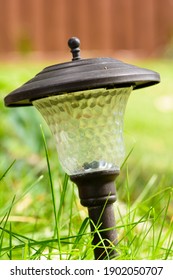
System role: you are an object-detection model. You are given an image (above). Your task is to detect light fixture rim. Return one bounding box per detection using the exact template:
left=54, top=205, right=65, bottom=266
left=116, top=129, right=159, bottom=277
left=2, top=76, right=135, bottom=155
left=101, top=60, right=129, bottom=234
left=4, top=57, right=160, bottom=107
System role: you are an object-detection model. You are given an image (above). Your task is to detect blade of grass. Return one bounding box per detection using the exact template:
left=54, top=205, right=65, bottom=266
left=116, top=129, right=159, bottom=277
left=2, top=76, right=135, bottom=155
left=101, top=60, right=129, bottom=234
left=132, top=174, right=158, bottom=209
left=165, top=239, right=173, bottom=260
left=9, top=223, right=12, bottom=260
left=154, top=189, right=172, bottom=256
left=0, top=196, right=15, bottom=255
left=23, top=241, right=30, bottom=260
left=141, top=186, right=172, bottom=205
left=68, top=217, right=90, bottom=259
left=0, top=160, right=16, bottom=181
left=57, top=174, right=69, bottom=226
left=67, top=183, right=75, bottom=237
left=121, top=145, right=135, bottom=170
left=40, top=126, right=61, bottom=258
left=89, top=219, right=111, bottom=260
left=164, top=218, right=173, bottom=259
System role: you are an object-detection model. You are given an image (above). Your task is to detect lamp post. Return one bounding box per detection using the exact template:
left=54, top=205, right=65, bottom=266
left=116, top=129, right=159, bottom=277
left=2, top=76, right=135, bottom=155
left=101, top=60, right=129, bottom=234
left=4, top=37, right=160, bottom=260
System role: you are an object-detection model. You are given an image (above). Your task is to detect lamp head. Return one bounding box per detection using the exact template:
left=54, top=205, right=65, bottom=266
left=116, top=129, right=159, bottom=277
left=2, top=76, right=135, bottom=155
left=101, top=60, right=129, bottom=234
left=4, top=37, right=160, bottom=107
left=4, top=37, right=160, bottom=175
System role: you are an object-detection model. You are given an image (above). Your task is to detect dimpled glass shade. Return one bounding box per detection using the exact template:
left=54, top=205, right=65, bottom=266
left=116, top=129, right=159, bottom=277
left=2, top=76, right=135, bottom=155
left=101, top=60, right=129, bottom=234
left=33, top=87, right=132, bottom=175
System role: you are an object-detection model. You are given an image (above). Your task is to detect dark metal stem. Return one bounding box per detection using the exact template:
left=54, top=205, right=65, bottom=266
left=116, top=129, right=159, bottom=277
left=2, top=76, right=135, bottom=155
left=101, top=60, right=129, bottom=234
left=88, top=203, right=118, bottom=259
left=70, top=170, right=119, bottom=260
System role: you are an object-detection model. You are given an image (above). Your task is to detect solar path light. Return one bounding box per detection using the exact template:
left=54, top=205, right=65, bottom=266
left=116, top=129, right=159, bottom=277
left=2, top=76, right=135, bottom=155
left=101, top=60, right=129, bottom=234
left=4, top=37, right=160, bottom=260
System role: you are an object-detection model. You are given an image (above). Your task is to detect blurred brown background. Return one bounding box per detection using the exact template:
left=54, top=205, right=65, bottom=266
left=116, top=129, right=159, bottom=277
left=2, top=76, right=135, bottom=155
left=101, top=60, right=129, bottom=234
left=0, top=0, right=173, bottom=59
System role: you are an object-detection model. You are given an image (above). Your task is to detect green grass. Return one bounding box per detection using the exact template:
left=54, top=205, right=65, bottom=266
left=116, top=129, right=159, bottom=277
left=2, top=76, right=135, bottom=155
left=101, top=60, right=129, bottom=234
left=0, top=59, right=173, bottom=260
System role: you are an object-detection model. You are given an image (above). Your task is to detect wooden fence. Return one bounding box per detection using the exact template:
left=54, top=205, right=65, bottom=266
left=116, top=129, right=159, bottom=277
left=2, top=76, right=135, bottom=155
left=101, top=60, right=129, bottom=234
left=0, top=0, right=173, bottom=57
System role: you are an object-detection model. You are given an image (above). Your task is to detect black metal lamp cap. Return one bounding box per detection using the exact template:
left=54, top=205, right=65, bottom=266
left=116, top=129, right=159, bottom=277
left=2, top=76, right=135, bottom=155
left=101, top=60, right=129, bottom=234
left=68, top=37, right=81, bottom=61
left=4, top=37, right=160, bottom=107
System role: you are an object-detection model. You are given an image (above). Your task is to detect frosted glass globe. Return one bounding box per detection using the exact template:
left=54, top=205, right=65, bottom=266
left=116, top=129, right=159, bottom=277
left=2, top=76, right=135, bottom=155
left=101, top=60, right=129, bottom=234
left=33, top=87, right=132, bottom=175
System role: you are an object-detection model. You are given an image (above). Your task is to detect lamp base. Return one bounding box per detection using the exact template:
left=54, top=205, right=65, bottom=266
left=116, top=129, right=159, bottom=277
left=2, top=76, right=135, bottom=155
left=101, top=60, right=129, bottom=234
left=70, top=169, right=119, bottom=260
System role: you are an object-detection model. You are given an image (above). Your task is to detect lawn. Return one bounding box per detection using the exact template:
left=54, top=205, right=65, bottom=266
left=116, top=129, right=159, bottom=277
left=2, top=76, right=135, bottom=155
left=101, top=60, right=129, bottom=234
left=0, top=58, right=173, bottom=260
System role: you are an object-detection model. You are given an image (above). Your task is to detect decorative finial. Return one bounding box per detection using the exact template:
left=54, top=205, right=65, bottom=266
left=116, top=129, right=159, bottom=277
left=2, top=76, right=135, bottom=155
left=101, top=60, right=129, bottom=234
left=68, top=37, right=81, bottom=61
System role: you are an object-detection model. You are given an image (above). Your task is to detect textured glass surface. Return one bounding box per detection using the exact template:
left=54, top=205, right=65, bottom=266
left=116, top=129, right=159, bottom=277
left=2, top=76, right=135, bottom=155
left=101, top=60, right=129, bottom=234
left=33, top=87, right=132, bottom=175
